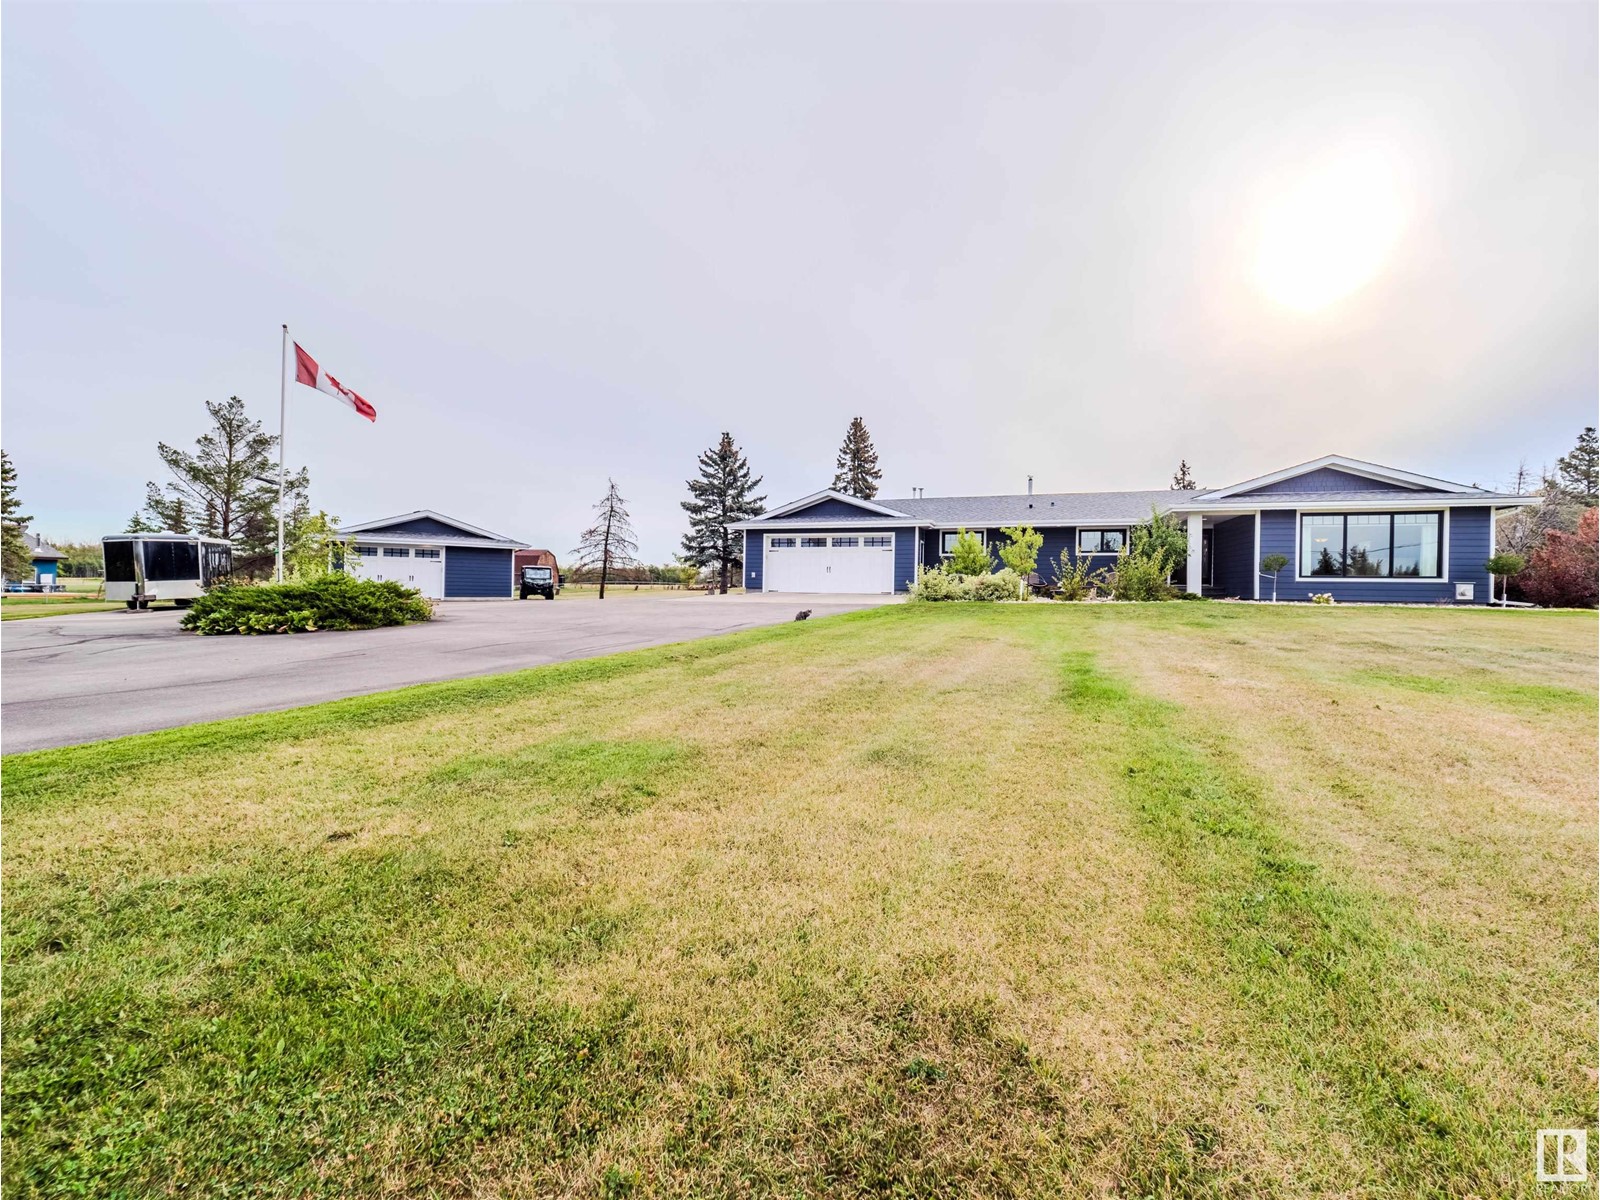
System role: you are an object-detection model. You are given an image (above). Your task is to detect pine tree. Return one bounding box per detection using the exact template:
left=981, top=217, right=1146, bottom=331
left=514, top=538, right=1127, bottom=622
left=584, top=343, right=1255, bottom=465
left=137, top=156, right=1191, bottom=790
left=1554, top=426, right=1598, bottom=507
left=1, top=450, right=33, bottom=582
left=139, top=395, right=309, bottom=576
left=1171, top=460, right=1201, bottom=490
left=831, top=417, right=883, bottom=499
left=570, top=480, right=639, bottom=600
left=125, top=511, right=161, bottom=533
left=681, top=432, right=766, bottom=594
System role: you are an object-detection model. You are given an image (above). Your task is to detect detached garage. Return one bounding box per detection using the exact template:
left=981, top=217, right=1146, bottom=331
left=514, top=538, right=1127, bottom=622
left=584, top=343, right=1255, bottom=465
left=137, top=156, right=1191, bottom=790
left=338, top=510, right=526, bottom=599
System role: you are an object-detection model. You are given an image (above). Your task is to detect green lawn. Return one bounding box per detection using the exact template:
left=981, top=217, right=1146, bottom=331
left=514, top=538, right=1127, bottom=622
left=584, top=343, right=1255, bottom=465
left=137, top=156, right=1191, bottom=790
left=1, top=599, right=126, bottom=620
left=3, top=604, right=1594, bottom=1197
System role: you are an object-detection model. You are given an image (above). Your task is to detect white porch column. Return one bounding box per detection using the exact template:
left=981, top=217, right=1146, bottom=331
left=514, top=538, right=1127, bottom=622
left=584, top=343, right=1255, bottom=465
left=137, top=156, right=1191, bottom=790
left=1185, top=513, right=1203, bottom=595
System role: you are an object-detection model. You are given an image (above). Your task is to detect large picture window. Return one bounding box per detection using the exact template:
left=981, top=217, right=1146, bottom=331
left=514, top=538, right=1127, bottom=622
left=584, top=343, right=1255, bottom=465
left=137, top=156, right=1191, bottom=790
left=1299, top=512, right=1441, bottom=578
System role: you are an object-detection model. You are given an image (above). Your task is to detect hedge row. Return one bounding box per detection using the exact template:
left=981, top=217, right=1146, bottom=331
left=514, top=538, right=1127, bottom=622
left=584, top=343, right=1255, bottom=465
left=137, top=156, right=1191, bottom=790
left=179, top=575, right=433, bottom=635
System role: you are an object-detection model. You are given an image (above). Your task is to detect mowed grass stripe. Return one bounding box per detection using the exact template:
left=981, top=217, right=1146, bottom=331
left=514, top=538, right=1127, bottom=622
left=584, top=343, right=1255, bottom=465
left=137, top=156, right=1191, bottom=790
left=1, top=604, right=1593, bottom=1197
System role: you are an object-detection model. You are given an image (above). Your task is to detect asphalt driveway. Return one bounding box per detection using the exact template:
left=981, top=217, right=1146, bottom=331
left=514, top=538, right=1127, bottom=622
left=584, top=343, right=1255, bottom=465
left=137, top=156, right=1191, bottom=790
left=1, top=593, right=897, bottom=753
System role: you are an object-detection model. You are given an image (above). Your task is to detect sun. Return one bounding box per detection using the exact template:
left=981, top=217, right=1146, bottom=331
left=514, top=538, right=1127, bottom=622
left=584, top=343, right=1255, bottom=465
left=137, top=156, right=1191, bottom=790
left=1255, top=152, right=1406, bottom=313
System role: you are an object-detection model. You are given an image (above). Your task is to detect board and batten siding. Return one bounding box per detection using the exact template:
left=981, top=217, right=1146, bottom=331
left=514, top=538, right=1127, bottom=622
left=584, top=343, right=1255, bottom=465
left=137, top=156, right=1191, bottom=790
left=443, top=546, right=515, bottom=598
left=1257, top=507, right=1492, bottom=603
left=745, top=527, right=915, bottom=592
left=782, top=498, right=895, bottom=521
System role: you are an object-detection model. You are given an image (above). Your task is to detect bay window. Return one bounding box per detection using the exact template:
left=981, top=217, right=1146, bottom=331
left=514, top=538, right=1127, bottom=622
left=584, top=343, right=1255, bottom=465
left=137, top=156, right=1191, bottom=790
left=1299, top=512, right=1442, bottom=578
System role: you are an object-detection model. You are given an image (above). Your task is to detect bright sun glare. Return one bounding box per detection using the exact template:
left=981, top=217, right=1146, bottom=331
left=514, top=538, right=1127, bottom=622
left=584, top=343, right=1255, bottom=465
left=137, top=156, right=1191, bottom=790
left=1255, top=153, right=1406, bottom=313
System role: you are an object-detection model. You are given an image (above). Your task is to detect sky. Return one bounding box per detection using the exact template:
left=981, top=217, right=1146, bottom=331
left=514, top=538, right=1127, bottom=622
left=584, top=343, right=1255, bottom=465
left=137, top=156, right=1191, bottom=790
left=4, top=2, right=1595, bottom=560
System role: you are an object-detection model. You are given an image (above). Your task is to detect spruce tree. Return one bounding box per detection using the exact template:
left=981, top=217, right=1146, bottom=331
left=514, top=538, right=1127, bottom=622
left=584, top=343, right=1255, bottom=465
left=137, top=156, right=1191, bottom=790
left=139, top=395, right=309, bottom=575
left=1171, top=460, right=1200, bottom=490
left=681, top=432, right=766, bottom=594
left=1, top=450, right=33, bottom=582
left=570, top=479, right=639, bottom=600
left=1554, top=426, right=1598, bottom=507
left=831, top=417, right=883, bottom=499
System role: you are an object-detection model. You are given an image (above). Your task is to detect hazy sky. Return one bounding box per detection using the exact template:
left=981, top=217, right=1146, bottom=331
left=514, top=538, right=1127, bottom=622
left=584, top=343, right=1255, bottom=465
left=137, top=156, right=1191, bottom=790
left=5, top=3, right=1595, bottom=559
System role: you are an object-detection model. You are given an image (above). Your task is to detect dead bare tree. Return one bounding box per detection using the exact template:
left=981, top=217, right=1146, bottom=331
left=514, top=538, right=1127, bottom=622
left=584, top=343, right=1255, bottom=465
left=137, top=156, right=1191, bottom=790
left=570, top=479, right=639, bottom=600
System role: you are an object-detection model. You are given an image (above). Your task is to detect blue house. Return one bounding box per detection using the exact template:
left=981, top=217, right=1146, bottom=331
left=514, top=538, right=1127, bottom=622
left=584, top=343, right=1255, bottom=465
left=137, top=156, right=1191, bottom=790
left=731, top=455, right=1536, bottom=603
left=23, top=532, right=64, bottom=586
left=336, top=510, right=525, bottom=599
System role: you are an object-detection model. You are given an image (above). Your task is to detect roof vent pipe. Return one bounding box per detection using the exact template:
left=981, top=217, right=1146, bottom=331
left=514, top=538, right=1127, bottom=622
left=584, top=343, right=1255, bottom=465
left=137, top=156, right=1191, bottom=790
left=1027, top=475, right=1033, bottom=496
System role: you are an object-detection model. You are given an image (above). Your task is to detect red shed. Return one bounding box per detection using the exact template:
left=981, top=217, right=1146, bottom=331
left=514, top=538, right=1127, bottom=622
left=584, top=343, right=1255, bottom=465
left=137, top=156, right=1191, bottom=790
left=513, top=548, right=561, bottom=587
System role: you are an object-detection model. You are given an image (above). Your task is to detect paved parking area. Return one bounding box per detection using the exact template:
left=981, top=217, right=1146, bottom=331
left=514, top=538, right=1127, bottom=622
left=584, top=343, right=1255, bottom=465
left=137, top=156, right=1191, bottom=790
left=1, top=593, right=897, bottom=752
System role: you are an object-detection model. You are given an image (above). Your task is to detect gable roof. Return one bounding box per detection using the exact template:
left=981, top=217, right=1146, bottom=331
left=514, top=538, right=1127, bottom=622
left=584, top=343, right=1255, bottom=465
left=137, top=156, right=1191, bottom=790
left=339, top=509, right=521, bottom=543
left=23, top=532, right=64, bottom=560
left=760, top=489, right=911, bottom=520
left=1194, top=455, right=1492, bottom=501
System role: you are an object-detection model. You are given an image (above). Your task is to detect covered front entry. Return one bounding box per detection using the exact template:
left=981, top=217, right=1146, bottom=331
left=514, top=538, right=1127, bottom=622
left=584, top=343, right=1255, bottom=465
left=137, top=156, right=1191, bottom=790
left=764, top=533, right=895, bottom=594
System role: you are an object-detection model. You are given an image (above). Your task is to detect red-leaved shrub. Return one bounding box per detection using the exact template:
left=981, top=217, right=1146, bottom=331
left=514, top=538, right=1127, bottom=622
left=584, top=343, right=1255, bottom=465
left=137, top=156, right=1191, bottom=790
left=1520, top=507, right=1599, bottom=609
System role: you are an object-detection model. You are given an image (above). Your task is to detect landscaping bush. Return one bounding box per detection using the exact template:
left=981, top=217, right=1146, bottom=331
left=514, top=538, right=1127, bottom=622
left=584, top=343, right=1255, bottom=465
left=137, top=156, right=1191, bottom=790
left=1519, top=508, right=1598, bottom=608
left=1051, top=550, right=1102, bottom=601
left=944, top=529, right=993, bottom=577
left=970, top=568, right=1024, bottom=602
left=1104, top=547, right=1176, bottom=601
left=909, top=565, right=972, bottom=602
left=909, top=564, right=1024, bottom=602
left=180, top=574, right=434, bottom=635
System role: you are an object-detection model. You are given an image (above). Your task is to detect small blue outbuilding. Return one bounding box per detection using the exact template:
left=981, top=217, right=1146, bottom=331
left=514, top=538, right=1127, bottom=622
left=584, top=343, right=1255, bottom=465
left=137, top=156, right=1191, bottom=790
left=23, top=532, right=64, bottom=586
left=337, top=510, right=526, bottom=599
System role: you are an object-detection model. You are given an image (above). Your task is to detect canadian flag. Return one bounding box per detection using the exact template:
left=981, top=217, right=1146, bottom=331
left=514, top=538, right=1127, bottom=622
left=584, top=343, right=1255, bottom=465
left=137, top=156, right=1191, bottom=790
left=294, top=343, right=377, bottom=422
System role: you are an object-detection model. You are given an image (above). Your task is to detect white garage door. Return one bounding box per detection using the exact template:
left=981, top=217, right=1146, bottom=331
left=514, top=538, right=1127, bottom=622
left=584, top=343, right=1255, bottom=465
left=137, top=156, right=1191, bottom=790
left=764, top=533, right=895, bottom=594
left=349, top=545, right=446, bottom=599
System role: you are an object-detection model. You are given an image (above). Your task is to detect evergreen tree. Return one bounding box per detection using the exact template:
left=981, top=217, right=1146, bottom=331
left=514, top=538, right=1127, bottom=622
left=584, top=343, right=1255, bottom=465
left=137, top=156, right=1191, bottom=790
left=1554, top=426, right=1598, bottom=507
left=1, top=450, right=33, bottom=582
left=681, top=432, right=766, bottom=594
left=139, top=395, right=308, bottom=575
left=570, top=480, right=639, bottom=600
left=831, top=417, right=882, bottom=499
left=125, top=511, right=161, bottom=533
left=1171, top=460, right=1201, bottom=490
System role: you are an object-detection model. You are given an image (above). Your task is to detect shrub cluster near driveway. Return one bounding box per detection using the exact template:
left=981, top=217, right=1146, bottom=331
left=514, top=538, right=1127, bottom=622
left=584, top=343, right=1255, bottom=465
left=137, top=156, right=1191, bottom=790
left=179, top=574, right=433, bottom=635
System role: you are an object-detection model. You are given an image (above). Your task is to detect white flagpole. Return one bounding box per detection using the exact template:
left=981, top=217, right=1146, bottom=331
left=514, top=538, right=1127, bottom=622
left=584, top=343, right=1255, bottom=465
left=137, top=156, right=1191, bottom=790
left=276, top=323, right=288, bottom=582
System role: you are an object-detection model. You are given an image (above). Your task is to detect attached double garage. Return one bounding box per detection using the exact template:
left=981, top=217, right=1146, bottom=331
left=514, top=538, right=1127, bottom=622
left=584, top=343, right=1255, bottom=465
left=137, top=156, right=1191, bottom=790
left=739, top=496, right=921, bottom=595
left=339, top=510, right=525, bottom=599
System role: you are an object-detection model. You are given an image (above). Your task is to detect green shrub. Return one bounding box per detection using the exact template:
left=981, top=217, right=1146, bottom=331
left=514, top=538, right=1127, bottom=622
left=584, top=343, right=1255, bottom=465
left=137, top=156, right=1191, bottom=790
left=970, top=568, right=1024, bottom=601
left=944, top=529, right=993, bottom=577
left=1051, top=550, right=1102, bottom=601
left=1309, top=592, right=1336, bottom=605
left=1104, top=547, right=1176, bottom=602
left=180, top=574, right=433, bottom=635
left=909, top=565, right=972, bottom=602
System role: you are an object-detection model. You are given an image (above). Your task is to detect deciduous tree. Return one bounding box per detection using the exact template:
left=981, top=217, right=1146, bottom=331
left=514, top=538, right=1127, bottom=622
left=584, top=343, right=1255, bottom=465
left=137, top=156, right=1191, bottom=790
left=571, top=480, right=639, bottom=600
left=831, top=417, right=883, bottom=500
left=1519, top=508, right=1598, bottom=608
left=681, top=432, right=766, bottom=594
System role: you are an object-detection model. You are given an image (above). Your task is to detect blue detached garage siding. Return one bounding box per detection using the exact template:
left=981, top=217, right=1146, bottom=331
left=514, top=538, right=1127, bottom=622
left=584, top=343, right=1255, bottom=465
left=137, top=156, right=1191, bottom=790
left=444, top=546, right=515, bottom=598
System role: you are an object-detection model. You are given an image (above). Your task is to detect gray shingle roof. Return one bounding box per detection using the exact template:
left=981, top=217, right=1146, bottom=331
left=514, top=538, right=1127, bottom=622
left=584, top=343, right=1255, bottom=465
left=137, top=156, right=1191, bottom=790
left=873, top=489, right=1196, bottom=527
left=23, top=532, right=64, bottom=559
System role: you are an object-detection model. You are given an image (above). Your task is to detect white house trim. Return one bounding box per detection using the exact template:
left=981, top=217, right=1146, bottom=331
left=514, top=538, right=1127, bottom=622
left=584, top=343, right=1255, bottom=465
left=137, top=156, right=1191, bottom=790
left=753, top=489, right=911, bottom=522
left=340, top=510, right=521, bottom=543
left=1194, top=455, right=1489, bottom=501
left=344, top=532, right=525, bottom=551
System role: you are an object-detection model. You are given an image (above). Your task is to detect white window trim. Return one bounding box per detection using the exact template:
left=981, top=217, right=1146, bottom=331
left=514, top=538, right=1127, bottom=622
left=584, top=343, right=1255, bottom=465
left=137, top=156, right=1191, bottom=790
left=1075, top=527, right=1129, bottom=556
left=1292, top=509, right=1450, bottom=584
left=938, top=528, right=988, bottom=557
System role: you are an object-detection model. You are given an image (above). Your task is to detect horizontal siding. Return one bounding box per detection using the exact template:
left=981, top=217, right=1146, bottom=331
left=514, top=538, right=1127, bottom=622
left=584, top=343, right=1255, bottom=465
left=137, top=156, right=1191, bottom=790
left=363, top=516, right=477, bottom=538
left=781, top=497, right=893, bottom=521
left=1259, top=507, right=1491, bottom=603
left=744, top=531, right=764, bottom=591
left=1240, top=468, right=1440, bottom=496
left=1212, top=515, right=1256, bottom=599
left=444, top=547, right=514, bottom=598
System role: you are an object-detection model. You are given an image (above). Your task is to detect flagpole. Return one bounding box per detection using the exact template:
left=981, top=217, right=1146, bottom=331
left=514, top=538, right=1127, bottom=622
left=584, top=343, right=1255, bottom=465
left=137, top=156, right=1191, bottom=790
left=276, top=324, right=288, bottom=582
